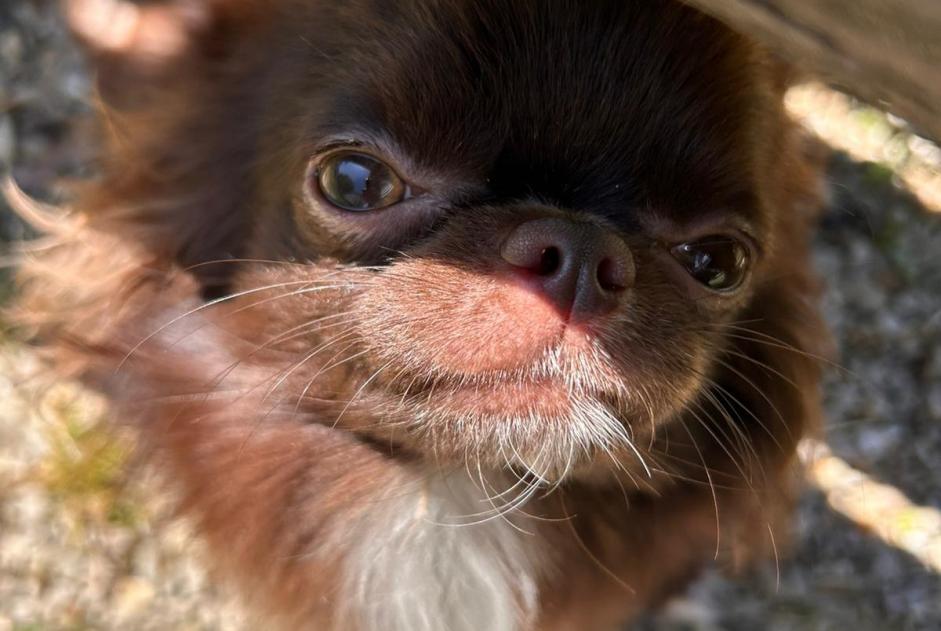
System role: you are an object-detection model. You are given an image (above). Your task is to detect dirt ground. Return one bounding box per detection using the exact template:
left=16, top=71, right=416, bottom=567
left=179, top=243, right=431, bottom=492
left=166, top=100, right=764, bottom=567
left=1, top=2, right=940, bottom=630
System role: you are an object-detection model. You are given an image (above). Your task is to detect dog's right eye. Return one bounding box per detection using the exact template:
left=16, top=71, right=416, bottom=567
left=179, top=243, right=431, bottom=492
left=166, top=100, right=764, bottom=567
left=315, top=151, right=407, bottom=212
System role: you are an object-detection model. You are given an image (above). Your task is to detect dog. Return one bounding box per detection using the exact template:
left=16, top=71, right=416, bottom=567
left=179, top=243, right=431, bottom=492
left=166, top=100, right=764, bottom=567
left=13, top=0, right=827, bottom=628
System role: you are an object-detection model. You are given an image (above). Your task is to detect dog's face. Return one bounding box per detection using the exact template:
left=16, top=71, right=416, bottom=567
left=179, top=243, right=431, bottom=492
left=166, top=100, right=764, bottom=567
left=53, top=0, right=815, bottom=484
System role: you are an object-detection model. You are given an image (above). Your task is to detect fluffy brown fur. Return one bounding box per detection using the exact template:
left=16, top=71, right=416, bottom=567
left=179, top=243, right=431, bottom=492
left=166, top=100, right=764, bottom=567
left=13, top=0, right=828, bottom=629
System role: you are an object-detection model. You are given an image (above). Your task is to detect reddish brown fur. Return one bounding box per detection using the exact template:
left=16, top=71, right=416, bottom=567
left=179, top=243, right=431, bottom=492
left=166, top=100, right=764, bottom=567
left=14, top=0, right=827, bottom=629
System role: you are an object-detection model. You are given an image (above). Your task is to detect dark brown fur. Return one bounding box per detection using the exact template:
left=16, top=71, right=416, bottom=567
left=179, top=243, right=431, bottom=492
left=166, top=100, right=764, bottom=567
left=14, top=1, right=827, bottom=629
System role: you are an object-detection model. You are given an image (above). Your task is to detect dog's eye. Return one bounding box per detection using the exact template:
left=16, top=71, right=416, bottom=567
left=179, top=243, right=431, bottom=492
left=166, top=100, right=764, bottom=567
left=316, top=152, right=405, bottom=211
left=671, top=236, right=749, bottom=292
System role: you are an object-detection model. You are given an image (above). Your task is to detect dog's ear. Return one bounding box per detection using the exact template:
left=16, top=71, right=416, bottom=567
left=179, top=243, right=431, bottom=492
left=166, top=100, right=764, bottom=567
left=64, top=0, right=267, bottom=106
left=57, top=0, right=274, bottom=293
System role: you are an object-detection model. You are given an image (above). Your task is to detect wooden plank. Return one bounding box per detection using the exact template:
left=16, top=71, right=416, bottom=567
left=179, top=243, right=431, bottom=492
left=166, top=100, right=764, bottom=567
left=682, top=0, right=941, bottom=141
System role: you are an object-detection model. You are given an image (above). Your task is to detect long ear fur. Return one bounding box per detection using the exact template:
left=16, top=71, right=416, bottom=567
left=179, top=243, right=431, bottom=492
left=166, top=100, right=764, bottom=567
left=28, top=0, right=276, bottom=298
left=64, top=0, right=268, bottom=98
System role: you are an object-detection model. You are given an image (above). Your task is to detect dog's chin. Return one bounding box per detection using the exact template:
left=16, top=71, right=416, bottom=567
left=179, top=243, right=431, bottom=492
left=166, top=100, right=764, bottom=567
left=431, top=376, right=581, bottom=419
left=365, top=367, right=668, bottom=482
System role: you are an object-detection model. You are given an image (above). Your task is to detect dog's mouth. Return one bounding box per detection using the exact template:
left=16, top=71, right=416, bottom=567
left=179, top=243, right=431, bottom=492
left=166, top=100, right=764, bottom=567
left=408, top=373, right=579, bottom=419
left=372, top=340, right=633, bottom=424
left=365, top=358, right=660, bottom=480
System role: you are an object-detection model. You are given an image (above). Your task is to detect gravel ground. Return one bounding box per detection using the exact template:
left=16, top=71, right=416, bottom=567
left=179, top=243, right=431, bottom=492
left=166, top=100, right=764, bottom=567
left=1, top=2, right=940, bottom=630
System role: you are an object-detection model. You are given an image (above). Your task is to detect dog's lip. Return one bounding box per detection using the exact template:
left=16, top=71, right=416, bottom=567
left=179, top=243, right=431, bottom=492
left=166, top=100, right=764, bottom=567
left=378, top=324, right=621, bottom=395
left=385, top=361, right=621, bottom=419
left=422, top=375, right=577, bottom=418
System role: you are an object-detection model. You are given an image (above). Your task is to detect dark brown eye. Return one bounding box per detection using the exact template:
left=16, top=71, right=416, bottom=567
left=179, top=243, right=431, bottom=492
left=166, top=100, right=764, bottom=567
left=316, top=152, right=405, bottom=211
left=671, top=236, right=749, bottom=292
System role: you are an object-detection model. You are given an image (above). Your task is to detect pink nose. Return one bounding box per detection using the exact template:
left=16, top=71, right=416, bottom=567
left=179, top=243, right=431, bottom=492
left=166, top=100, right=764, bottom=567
left=500, top=217, right=634, bottom=321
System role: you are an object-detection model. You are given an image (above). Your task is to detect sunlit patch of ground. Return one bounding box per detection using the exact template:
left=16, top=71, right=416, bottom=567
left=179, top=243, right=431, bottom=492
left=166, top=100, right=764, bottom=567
left=0, top=347, right=249, bottom=630
left=801, top=439, right=941, bottom=573
left=787, top=82, right=941, bottom=213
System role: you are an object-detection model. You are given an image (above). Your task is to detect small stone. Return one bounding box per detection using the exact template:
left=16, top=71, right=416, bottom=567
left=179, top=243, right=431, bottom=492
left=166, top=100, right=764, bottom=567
left=659, top=596, right=720, bottom=631
left=925, top=349, right=941, bottom=381
left=857, top=425, right=902, bottom=457
left=11, top=486, right=50, bottom=526
left=0, top=112, right=15, bottom=171
left=927, top=387, right=941, bottom=422
left=133, top=540, right=160, bottom=581
left=0, top=31, right=24, bottom=68
left=112, top=576, right=156, bottom=620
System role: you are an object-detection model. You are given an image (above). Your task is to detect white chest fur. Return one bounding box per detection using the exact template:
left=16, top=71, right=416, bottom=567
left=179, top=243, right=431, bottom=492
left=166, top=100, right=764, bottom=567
left=341, top=473, right=542, bottom=631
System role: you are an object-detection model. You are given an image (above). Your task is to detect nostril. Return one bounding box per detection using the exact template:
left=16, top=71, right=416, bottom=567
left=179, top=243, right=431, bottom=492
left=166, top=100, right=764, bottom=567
left=501, top=218, right=634, bottom=319
left=537, top=247, right=562, bottom=276
left=596, top=257, right=629, bottom=292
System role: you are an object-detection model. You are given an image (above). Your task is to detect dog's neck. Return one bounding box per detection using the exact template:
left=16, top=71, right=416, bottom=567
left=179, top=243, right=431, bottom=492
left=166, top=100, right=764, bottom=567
left=340, top=471, right=542, bottom=631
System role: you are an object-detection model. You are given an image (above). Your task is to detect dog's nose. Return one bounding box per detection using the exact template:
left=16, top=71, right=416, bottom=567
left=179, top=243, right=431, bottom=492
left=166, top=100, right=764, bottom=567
left=500, top=217, right=634, bottom=321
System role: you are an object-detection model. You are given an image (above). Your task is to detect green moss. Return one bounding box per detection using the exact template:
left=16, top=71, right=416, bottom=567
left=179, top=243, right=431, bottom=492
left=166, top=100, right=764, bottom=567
left=854, top=107, right=892, bottom=139
left=36, top=388, right=139, bottom=527
left=106, top=498, right=142, bottom=527
left=863, top=162, right=895, bottom=187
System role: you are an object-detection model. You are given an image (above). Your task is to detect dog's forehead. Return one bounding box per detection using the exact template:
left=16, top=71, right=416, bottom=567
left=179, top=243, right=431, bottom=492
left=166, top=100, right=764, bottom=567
left=289, top=0, right=771, bottom=220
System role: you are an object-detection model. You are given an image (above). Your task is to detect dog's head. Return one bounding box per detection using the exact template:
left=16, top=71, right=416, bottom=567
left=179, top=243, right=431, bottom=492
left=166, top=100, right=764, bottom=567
left=24, top=0, right=824, bottom=485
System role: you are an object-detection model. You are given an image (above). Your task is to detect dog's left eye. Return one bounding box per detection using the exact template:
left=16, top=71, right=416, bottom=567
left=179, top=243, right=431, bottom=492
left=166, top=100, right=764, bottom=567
left=671, top=236, right=749, bottom=292
left=316, top=152, right=406, bottom=211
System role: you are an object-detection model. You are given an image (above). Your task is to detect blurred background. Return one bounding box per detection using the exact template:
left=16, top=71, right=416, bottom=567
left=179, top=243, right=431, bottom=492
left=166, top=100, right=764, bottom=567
left=1, top=1, right=940, bottom=629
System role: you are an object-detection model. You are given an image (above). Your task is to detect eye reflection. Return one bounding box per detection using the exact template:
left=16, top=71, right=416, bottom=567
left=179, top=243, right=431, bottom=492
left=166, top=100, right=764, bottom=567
left=317, top=152, right=405, bottom=211
left=671, top=236, right=749, bottom=292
